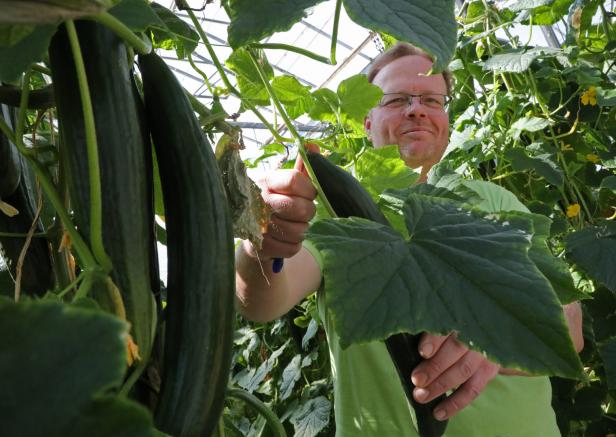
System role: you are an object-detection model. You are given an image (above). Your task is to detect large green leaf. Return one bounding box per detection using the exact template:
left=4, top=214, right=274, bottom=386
left=306, top=195, right=582, bottom=377
left=149, top=2, right=198, bottom=59
left=441, top=180, right=584, bottom=303
left=596, top=87, right=616, bottom=106
left=565, top=221, right=616, bottom=291
left=0, top=299, right=159, bottom=436
left=0, top=25, right=36, bottom=47
left=483, top=47, right=562, bottom=73
left=226, top=48, right=274, bottom=106
left=505, top=0, right=553, bottom=11
left=0, top=24, right=56, bottom=82
left=508, top=116, right=551, bottom=140
left=307, top=74, right=381, bottom=130
left=505, top=148, right=564, bottom=188
left=355, top=145, right=419, bottom=200
left=226, top=0, right=327, bottom=48
left=290, top=396, right=331, bottom=437
left=337, top=74, right=383, bottom=123
left=531, top=0, right=575, bottom=25
left=0, top=0, right=112, bottom=24
left=342, top=0, right=456, bottom=72
left=109, top=0, right=164, bottom=32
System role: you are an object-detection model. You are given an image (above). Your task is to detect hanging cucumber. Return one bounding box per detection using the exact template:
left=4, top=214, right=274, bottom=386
left=0, top=105, right=54, bottom=297
left=138, top=52, right=235, bottom=437
left=0, top=105, right=21, bottom=198
left=48, top=22, right=156, bottom=362
left=306, top=151, right=448, bottom=437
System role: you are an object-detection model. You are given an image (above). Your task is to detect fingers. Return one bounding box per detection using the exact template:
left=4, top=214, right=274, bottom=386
left=429, top=360, right=499, bottom=421
left=412, top=334, right=466, bottom=387
left=261, top=169, right=317, bottom=200
left=412, top=349, right=484, bottom=403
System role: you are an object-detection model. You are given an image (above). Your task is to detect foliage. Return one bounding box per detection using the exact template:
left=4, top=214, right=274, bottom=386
left=0, top=0, right=615, bottom=435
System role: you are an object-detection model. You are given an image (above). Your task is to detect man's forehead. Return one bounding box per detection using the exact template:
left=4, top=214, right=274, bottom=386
left=372, top=55, right=446, bottom=92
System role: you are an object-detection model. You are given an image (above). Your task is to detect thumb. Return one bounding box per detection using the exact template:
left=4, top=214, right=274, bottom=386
left=294, top=142, right=320, bottom=175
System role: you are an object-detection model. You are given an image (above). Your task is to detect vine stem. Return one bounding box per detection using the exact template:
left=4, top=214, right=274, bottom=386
left=86, top=12, right=152, bottom=55
left=226, top=388, right=287, bottom=437
left=65, top=20, right=113, bottom=272
left=185, top=9, right=286, bottom=143
left=330, top=0, right=342, bottom=64
left=247, top=48, right=337, bottom=218
left=4, top=72, right=98, bottom=271
left=250, top=43, right=332, bottom=65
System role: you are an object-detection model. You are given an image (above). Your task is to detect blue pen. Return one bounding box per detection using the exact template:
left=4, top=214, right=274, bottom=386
left=272, top=257, right=284, bottom=273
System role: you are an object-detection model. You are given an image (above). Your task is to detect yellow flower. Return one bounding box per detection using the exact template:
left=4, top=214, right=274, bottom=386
left=567, top=203, right=581, bottom=218
left=580, top=86, right=597, bottom=106
left=586, top=153, right=600, bottom=163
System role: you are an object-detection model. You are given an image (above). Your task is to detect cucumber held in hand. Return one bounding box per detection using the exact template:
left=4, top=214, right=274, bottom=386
left=306, top=151, right=447, bottom=437
left=139, top=52, right=235, bottom=437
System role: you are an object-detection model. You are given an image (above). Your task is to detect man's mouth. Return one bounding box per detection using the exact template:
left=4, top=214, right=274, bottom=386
left=400, top=127, right=432, bottom=135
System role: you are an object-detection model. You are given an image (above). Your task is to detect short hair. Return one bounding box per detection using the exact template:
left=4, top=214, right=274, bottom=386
left=367, top=42, right=453, bottom=95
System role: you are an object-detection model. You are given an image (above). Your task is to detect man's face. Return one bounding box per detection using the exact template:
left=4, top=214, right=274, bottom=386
left=365, top=55, right=449, bottom=177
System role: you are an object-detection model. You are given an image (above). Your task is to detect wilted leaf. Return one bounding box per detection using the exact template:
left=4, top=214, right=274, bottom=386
left=216, top=133, right=270, bottom=249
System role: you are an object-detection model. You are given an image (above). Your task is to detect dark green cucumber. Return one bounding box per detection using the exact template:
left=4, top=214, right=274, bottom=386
left=0, top=105, right=54, bottom=297
left=49, top=22, right=156, bottom=361
left=0, top=105, right=21, bottom=197
left=139, top=52, right=235, bottom=437
left=306, top=151, right=448, bottom=437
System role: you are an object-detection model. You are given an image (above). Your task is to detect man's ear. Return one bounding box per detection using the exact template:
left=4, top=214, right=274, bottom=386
left=364, top=114, right=372, bottom=140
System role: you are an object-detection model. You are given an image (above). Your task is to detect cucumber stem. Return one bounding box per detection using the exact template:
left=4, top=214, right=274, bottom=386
left=246, top=48, right=337, bottom=218
left=226, top=388, right=287, bottom=437
left=330, top=0, right=342, bottom=64
left=65, top=20, right=113, bottom=273
left=87, top=12, right=152, bottom=55
left=250, top=43, right=332, bottom=65
left=185, top=9, right=287, bottom=143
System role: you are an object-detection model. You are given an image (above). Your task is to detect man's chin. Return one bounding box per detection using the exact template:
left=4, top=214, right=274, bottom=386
left=398, top=142, right=431, bottom=169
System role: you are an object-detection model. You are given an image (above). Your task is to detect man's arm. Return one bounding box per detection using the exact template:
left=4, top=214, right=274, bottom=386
left=235, top=165, right=322, bottom=323
left=411, top=301, right=584, bottom=420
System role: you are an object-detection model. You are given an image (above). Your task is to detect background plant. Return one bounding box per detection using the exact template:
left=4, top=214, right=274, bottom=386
left=0, top=0, right=614, bottom=436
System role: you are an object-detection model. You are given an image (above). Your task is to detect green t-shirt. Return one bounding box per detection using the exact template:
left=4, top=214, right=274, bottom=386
left=304, top=241, right=561, bottom=437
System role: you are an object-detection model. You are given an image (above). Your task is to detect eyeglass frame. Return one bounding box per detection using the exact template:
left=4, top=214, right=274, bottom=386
left=378, top=92, right=451, bottom=110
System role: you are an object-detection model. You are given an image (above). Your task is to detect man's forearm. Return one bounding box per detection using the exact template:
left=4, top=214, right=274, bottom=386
left=235, top=241, right=293, bottom=323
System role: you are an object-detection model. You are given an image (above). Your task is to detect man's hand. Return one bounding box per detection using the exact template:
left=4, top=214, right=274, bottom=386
left=411, top=333, right=500, bottom=421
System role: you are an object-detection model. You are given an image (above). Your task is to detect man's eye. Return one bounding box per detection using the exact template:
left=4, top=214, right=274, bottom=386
left=423, top=96, right=442, bottom=106
left=384, top=97, right=406, bottom=106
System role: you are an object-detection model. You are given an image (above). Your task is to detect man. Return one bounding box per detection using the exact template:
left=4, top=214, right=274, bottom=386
left=235, top=42, right=583, bottom=436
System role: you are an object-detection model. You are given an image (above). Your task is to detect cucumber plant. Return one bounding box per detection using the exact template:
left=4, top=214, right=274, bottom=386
left=0, top=0, right=614, bottom=436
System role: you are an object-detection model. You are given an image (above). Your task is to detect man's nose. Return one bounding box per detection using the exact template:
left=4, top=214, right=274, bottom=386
left=403, top=97, right=427, bottom=117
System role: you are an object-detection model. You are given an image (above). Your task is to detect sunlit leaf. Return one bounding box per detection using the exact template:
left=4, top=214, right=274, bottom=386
left=483, top=47, right=562, bottom=73
left=290, top=396, right=331, bottom=437
left=227, top=0, right=326, bottom=48
left=343, top=0, right=456, bottom=72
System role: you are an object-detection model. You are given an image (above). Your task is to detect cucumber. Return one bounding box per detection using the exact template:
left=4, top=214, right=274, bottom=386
left=306, top=151, right=448, bottom=437
left=48, top=21, right=156, bottom=362
left=138, top=52, right=235, bottom=437
left=0, top=105, right=21, bottom=198
left=0, top=105, right=54, bottom=297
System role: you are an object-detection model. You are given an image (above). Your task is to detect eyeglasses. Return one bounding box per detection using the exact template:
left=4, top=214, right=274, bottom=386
left=379, top=93, right=451, bottom=110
